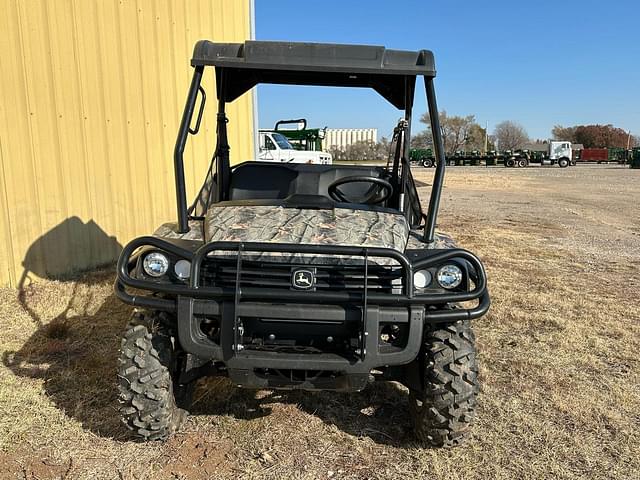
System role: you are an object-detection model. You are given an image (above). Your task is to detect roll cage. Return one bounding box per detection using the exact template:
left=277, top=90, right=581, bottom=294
left=174, top=40, right=447, bottom=244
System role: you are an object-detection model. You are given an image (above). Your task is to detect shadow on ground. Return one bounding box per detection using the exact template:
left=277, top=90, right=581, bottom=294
left=3, top=217, right=130, bottom=439
left=6, top=278, right=414, bottom=446
left=4, top=282, right=131, bottom=439
left=190, top=377, right=414, bottom=447
left=6, top=285, right=413, bottom=446
left=4, top=217, right=414, bottom=445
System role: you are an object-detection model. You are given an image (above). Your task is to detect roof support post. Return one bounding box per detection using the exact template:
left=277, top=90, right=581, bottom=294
left=216, top=98, right=230, bottom=202
left=174, top=65, right=204, bottom=233
left=216, top=69, right=231, bottom=202
left=423, top=76, right=446, bottom=243
left=402, top=77, right=414, bottom=163
left=399, top=76, right=414, bottom=213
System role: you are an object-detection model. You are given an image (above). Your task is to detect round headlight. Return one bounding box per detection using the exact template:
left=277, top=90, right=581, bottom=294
left=436, top=264, right=463, bottom=289
left=143, top=252, right=169, bottom=277
left=413, top=270, right=432, bottom=289
left=174, top=259, right=191, bottom=280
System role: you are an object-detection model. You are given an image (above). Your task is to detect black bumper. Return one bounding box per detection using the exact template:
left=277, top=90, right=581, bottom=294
left=115, top=237, right=490, bottom=390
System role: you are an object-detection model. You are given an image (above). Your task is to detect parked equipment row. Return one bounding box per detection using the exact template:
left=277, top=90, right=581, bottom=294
left=411, top=145, right=640, bottom=169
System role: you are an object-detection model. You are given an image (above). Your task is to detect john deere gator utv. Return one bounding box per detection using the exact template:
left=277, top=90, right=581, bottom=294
left=115, top=40, right=490, bottom=447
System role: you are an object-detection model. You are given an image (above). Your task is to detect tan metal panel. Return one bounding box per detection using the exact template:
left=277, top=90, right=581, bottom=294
left=0, top=0, right=46, bottom=287
left=0, top=0, right=254, bottom=287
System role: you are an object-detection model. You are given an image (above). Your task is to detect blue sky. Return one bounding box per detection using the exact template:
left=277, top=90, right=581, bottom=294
left=255, top=0, right=639, bottom=141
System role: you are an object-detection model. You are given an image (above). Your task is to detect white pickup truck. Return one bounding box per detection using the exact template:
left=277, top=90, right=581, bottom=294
left=258, top=131, right=332, bottom=164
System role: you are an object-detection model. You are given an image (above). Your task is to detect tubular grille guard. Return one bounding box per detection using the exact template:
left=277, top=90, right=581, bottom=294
left=114, top=237, right=490, bottom=321
left=189, top=241, right=413, bottom=293
left=191, top=241, right=410, bottom=358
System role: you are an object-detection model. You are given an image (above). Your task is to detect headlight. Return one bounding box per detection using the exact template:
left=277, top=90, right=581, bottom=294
left=436, top=264, right=463, bottom=289
left=143, top=252, right=169, bottom=277
left=174, top=259, right=191, bottom=280
left=413, top=270, right=432, bottom=289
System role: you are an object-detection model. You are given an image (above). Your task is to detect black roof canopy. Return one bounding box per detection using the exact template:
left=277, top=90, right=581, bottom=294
left=191, top=40, right=436, bottom=109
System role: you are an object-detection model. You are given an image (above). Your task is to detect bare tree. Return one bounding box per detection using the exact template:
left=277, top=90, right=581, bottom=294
left=551, top=125, right=577, bottom=142
left=466, top=123, right=491, bottom=151
left=411, top=130, right=431, bottom=150
left=419, top=111, right=479, bottom=155
left=493, top=121, right=529, bottom=151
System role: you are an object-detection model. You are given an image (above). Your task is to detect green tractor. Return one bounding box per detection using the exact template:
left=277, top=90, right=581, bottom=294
left=631, top=147, right=640, bottom=169
left=608, top=147, right=628, bottom=164
left=409, top=147, right=435, bottom=167
left=273, top=118, right=326, bottom=151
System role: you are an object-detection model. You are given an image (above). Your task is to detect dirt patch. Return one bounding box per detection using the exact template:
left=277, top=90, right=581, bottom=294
left=1, top=165, right=639, bottom=479
left=157, top=433, right=234, bottom=479
left=0, top=449, right=73, bottom=480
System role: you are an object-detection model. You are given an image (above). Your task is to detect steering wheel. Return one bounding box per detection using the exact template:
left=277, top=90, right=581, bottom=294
left=327, top=176, right=394, bottom=205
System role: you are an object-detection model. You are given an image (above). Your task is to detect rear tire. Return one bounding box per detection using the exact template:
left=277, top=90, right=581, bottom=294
left=505, top=158, right=515, bottom=167
left=518, top=159, right=527, bottom=168
left=422, top=158, right=434, bottom=168
left=117, top=310, right=191, bottom=441
left=409, top=319, right=479, bottom=447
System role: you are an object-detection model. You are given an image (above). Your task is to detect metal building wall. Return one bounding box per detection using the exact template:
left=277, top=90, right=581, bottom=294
left=0, top=0, right=255, bottom=287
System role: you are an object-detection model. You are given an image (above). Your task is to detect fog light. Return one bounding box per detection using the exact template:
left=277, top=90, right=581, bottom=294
left=174, top=259, right=191, bottom=280
left=436, top=264, right=462, bottom=289
left=413, top=270, right=432, bottom=289
left=143, top=252, right=169, bottom=277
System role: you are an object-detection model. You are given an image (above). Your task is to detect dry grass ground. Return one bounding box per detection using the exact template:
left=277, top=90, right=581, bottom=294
left=1, top=165, right=639, bottom=479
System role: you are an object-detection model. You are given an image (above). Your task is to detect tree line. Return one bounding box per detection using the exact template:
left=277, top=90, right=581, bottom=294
left=328, top=114, right=639, bottom=160
left=551, top=124, right=637, bottom=149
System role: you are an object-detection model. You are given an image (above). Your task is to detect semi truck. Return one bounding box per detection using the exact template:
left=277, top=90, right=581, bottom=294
left=504, top=141, right=574, bottom=168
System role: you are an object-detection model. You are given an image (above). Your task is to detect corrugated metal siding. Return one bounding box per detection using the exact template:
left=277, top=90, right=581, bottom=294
left=0, top=0, right=254, bottom=287
left=323, top=128, right=378, bottom=150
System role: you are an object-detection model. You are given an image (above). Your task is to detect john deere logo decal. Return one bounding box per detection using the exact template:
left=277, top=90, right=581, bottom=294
left=292, top=269, right=314, bottom=290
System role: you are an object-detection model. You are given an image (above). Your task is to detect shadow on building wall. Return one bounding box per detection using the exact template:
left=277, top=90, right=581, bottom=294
left=17, top=216, right=122, bottom=327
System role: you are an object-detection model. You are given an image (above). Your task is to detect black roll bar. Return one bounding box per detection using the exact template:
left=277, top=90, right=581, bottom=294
left=423, top=76, right=446, bottom=243
left=174, top=66, right=204, bottom=233
left=215, top=96, right=230, bottom=202
left=174, top=68, right=447, bottom=243
left=398, top=76, right=414, bottom=213
left=275, top=118, right=307, bottom=130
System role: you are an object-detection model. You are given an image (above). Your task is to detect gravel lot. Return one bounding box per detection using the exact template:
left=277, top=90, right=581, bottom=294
left=1, top=164, right=638, bottom=479
left=434, top=165, right=640, bottom=263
